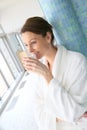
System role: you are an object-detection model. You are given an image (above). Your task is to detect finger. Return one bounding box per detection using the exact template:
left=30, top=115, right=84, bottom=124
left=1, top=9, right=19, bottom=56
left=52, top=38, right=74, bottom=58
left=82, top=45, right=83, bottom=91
left=22, top=60, right=37, bottom=69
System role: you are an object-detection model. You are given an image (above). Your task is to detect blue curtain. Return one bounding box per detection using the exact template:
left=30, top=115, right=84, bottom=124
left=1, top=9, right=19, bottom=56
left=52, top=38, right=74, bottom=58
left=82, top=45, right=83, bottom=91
left=39, top=0, right=87, bottom=57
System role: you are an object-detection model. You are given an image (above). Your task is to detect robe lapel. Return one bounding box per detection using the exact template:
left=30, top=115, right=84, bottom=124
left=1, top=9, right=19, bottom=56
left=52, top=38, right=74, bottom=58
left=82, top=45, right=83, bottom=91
left=52, top=45, right=68, bottom=87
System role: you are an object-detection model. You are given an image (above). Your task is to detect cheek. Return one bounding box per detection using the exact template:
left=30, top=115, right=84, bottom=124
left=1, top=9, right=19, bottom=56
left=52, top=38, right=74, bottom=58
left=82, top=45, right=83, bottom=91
left=35, top=43, right=43, bottom=50
left=41, top=41, right=48, bottom=49
left=35, top=40, right=48, bottom=52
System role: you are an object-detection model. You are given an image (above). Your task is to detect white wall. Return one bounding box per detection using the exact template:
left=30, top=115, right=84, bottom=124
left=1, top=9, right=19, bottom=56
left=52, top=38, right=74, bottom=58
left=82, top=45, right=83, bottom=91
left=0, top=0, right=43, bottom=33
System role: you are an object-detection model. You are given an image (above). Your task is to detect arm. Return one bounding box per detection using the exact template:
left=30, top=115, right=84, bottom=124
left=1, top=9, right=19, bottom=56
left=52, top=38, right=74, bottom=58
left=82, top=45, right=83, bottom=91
left=44, top=54, right=87, bottom=122
left=32, top=89, right=56, bottom=130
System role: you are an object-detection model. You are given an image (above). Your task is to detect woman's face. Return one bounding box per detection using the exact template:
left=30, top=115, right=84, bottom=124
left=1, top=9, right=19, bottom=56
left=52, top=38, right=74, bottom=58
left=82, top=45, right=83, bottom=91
left=21, top=31, right=52, bottom=59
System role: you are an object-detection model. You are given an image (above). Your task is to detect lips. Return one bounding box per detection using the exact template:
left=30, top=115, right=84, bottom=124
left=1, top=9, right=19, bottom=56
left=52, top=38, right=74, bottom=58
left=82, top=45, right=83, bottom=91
left=34, top=52, right=42, bottom=59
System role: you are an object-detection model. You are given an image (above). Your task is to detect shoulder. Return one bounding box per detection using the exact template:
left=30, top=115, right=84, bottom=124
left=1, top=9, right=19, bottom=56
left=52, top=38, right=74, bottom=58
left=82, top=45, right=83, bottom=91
left=57, top=45, right=87, bottom=62
left=57, top=45, right=87, bottom=71
left=67, top=49, right=87, bottom=64
left=64, top=48, right=87, bottom=74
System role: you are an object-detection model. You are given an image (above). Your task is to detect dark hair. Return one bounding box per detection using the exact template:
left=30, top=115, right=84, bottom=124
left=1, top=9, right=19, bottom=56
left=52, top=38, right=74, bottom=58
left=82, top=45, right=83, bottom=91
left=21, top=16, right=54, bottom=43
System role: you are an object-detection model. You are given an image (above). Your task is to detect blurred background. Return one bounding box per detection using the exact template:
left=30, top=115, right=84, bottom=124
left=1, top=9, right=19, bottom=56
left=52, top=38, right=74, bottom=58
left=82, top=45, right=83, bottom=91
left=0, top=0, right=87, bottom=130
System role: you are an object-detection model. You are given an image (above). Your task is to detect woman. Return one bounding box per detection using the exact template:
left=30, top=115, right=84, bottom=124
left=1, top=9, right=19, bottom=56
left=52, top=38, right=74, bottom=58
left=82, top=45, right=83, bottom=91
left=21, top=16, right=87, bottom=130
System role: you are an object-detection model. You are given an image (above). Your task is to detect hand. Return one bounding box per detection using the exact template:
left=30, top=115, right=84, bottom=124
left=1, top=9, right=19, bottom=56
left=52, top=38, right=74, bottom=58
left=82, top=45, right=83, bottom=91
left=22, top=57, right=53, bottom=84
left=56, top=117, right=63, bottom=122
left=82, top=112, right=87, bottom=118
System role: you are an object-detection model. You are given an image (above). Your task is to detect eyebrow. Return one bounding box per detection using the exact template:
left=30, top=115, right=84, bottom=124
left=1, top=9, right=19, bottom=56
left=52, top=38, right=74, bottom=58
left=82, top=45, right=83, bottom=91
left=29, top=38, right=37, bottom=43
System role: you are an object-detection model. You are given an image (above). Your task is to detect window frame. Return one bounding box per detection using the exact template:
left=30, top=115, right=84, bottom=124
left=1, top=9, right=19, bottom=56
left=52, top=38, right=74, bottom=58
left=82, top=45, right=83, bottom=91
left=0, top=27, right=25, bottom=114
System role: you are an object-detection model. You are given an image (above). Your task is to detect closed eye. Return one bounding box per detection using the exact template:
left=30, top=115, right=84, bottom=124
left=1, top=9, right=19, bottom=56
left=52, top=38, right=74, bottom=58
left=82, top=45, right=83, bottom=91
left=25, top=44, right=28, bottom=46
left=30, top=41, right=36, bottom=44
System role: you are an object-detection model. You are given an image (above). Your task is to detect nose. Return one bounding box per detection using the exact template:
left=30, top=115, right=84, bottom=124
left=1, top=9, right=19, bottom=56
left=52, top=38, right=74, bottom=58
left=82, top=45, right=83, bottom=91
left=27, top=45, right=34, bottom=53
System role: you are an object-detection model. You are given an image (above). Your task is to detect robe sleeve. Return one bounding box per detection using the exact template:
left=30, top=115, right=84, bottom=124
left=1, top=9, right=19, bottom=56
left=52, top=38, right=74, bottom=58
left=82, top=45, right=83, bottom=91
left=32, top=91, right=56, bottom=130
left=30, top=74, right=56, bottom=130
left=45, top=53, right=87, bottom=122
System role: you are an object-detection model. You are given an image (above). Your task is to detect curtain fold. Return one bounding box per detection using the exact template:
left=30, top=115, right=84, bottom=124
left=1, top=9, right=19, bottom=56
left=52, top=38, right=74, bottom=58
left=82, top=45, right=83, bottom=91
left=39, top=0, right=87, bottom=56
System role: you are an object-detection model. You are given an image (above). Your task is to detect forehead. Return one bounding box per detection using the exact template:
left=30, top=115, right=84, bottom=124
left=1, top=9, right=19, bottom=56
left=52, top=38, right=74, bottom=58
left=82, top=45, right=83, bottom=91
left=22, top=32, right=41, bottom=41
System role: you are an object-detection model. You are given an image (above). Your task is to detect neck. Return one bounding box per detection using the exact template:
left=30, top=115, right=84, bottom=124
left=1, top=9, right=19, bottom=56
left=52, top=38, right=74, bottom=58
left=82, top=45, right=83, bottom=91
left=45, top=45, right=57, bottom=70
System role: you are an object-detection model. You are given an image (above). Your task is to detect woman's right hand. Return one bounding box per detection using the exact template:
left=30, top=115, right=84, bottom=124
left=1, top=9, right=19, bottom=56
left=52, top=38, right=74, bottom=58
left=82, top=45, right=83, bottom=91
left=22, top=57, right=53, bottom=84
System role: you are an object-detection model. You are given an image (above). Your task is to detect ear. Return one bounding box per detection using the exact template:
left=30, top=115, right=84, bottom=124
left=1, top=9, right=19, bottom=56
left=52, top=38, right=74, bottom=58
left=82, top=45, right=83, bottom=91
left=46, top=32, right=52, bottom=43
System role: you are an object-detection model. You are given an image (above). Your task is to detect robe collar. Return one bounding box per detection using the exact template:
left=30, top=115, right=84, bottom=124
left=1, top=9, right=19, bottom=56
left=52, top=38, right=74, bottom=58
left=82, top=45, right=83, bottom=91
left=42, top=45, right=63, bottom=78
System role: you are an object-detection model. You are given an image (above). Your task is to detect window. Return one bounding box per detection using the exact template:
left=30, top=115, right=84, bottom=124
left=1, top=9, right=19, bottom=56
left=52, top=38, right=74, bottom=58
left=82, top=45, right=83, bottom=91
left=0, top=24, right=4, bottom=34
left=0, top=71, right=8, bottom=98
left=0, top=26, right=25, bottom=112
left=0, top=38, right=19, bottom=77
left=0, top=51, right=14, bottom=87
left=7, top=33, right=25, bottom=71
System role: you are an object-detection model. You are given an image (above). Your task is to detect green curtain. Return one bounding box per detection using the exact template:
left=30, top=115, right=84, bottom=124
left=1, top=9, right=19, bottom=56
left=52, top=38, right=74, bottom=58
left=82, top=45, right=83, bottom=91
left=39, top=0, right=87, bottom=57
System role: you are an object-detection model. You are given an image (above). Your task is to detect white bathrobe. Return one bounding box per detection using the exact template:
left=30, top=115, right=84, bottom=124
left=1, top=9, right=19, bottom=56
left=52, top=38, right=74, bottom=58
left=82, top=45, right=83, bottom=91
left=27, top=45, right=87, bottom=130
